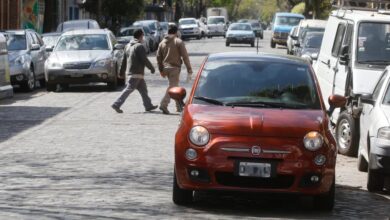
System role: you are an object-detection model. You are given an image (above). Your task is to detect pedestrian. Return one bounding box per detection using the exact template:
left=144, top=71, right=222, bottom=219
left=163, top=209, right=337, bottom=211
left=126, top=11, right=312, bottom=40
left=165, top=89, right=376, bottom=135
left=111, top=29, right=158, bottom=113
left=157, top=24, right=193, bottom=114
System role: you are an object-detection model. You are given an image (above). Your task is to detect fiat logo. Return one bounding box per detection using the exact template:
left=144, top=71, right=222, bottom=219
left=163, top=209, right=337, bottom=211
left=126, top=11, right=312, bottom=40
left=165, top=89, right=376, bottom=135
left=251, top=146, right=261, bottom=155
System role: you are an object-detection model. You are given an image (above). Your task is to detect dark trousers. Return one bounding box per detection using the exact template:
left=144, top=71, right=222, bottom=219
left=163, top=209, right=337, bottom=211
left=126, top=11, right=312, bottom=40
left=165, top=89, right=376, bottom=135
left=112, top=77, right=153, bottom=110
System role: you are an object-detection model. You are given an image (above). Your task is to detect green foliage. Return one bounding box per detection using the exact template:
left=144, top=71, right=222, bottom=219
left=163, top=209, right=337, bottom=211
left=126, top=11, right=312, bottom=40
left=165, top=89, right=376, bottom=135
left=259, top=0, right=278, bottom=23
left=291, top=2, right=305, bottom=14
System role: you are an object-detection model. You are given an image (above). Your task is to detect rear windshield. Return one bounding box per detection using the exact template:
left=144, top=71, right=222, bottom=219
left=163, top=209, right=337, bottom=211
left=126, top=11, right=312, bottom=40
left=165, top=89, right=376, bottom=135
left=194, top=60, right=321, bottom=109
left=6, top=34, right=26, bottom=51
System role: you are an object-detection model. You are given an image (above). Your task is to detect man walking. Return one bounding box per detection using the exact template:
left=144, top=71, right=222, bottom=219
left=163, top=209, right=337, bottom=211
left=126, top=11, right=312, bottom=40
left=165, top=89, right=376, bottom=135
left=111, top=29, right=158, bottom=113
left=157, top=25, right=193, bottom=114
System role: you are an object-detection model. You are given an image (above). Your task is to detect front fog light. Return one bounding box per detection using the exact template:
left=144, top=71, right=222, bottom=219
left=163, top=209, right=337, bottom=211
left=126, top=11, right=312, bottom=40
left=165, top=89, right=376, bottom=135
left=314, top=154, right=326, bottom=166
left=310, top=175, right=320, bottom=182
left=185, top=148, right=197, bottom=160
left=303, top=131, right=324, bottom=151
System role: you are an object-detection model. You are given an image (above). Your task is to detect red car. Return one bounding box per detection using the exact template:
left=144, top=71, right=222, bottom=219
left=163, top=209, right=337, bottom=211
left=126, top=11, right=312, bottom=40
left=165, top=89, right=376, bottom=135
left=169, top=52, right=346, bottom=211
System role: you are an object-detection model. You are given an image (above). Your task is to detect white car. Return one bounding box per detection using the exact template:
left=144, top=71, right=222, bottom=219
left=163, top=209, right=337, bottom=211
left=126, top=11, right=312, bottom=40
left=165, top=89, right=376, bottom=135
left=358, top=67, right=390, bottom=192
left=207, top=16, right=227, bottom=38
left=287, top=26, right=298, bottom=55
left=178, top=18, right=202, bottom=40
left=197, top=19, right=208, bottom=38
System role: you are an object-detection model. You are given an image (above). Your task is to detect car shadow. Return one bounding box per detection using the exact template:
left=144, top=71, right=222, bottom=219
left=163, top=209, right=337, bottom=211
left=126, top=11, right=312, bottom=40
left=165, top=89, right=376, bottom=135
left=57, top=84, right=126, bottom=93
left=0, top=106, right=68, bottom=143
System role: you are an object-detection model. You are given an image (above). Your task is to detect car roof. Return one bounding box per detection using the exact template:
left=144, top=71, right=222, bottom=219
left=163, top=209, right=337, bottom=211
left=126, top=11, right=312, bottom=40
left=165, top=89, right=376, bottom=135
left=331, top=10, right=390, bottom=22
left=61, top=29, right=109, bottom=36
left=299, top=19, right=327, bottom=28
left=275, top=12, right=305, bottom=18
left=207, top=52, right=309, bottom=65
left=42, top=32, right=61, bottom=37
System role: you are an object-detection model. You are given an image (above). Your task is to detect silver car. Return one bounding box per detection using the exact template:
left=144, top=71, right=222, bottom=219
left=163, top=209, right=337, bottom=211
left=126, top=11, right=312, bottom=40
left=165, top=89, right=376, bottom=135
left=5, top=29, right=47, bottom=91
left=358, top=67, right=390, bottom=192
left=45, top=29, right=125, bottom=91
left=117, top=26, right=152, bottom=54
left=133, top=20, right=164, bottom=51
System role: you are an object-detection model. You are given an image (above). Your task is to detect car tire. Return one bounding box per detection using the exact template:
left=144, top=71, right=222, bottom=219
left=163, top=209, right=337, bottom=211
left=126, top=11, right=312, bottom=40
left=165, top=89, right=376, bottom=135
left=251, top=42, right=255, bottom=47
left=39, top=78, right=46, bottom=87
left=225, top=42, right=230, bottom=47
left=46, top=82, right=56, bottom=92
left=367, top=167, right=384, bottom=192
left=336, top=111, right=359, bottom=157
left=260, top=34, right=263, bottom=39
left=21, top=67, right=36, bottom=92
left=172, top=170, right=193, bottom=205
left=313, top=176, right=335, bottom=211
left=271, top=40, right=276, bottom=48
left=357, top=152, right=368, bottom=172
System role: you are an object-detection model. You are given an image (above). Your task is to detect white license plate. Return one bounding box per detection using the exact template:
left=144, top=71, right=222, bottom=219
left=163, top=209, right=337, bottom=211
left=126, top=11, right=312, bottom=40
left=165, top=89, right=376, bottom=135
left=70, top=73, right=83, bottom=78
left=238, top=162, right=271, bottom=178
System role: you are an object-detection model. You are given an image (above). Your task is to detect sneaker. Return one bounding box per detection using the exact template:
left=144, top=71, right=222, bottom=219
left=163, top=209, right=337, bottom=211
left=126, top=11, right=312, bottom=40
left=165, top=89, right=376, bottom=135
left=159, top=106, right=170, bottom=114
left=146, top=105, right=158, bottom=112
left=111, top=105, right=123, bottom=113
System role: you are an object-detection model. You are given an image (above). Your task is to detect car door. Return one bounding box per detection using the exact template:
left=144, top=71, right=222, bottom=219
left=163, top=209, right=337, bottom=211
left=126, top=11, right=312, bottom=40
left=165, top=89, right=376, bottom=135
left=109, top=32, right=123, bottom=76
left=34, top=32, right=47, bottom=77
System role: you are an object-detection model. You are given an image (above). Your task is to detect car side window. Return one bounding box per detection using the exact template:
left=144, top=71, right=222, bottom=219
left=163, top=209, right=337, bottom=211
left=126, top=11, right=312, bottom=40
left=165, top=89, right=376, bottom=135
left=28, top=32, right=37, bottom=45
left=332, top=23, right=347, bottom=57
left=109, top=33, right=117, bottom=47
left=383, top=77, right=390, bottom=105
left=373, top=71, right=388, bottom=100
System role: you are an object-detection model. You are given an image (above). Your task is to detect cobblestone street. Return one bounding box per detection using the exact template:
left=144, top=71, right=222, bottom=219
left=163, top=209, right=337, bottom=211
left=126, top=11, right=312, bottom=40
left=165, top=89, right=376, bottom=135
left=0, top=32, right=389, bottom=219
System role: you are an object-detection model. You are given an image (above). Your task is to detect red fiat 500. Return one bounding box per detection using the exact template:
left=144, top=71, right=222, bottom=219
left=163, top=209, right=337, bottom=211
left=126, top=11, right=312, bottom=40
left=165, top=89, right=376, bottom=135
left=169, top=52, right=346, bottom=210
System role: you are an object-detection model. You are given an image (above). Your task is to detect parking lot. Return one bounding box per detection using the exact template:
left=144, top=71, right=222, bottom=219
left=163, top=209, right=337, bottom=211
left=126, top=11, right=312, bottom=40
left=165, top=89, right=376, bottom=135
left=0, top=31, right=389, bottom=219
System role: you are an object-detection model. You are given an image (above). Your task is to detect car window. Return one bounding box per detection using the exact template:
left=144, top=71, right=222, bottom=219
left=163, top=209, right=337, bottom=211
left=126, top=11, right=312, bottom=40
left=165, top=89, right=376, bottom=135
left=35, top=33, right=44, bottom=46
left=373, top=71, right=388, bottom=100
left=29, top=32, right=38, bottom=45
left=332, top=23, right=346, bottom=57
left=180, top=19, right=196, bottom=25
left=194, top=60, right=321, bottom=109
left=275, top=16, right=302, bottom=26
left=383, top=75, right=390, bottom=105
left=5, top=33, right=27, bottom=51
left=357, top=22, right=390, bottom=64
left=304, top=34, right=323, bottom=48
left=229, top=24, right=252, bottom=31
left=56, top=34, right=109, bottom=51
left=42, top=35, right=59, bottom=48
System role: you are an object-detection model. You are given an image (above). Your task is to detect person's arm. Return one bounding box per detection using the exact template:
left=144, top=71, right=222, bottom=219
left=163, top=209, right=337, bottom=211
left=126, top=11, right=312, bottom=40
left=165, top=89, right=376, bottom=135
left=156, top=44, right=164, bottom=73
left=179, top=41, right=193, bottom=75
left=137, top=44, right=155, bottom=73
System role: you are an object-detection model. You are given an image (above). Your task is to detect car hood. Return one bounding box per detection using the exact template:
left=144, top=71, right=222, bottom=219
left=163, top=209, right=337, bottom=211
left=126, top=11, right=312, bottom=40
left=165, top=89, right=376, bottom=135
left=274, top=25, right=293, bottom=33
left=8, top=50, right=27, bottom=62
left=227, top=30, right=253, bottom=35
left=186, top=104, right=325, bottom=138
left=50, top=50, right=112, bottom=64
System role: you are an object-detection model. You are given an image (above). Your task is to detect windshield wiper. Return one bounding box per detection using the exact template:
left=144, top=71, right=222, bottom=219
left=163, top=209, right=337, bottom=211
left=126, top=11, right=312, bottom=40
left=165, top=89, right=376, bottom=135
left=193, top=96, right=225, bottom=106
left=225, top=101, right=308, bottom=109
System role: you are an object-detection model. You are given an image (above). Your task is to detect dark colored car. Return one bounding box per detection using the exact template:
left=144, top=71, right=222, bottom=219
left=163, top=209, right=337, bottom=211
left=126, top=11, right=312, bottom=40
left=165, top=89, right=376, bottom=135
left=169, top=52, right=347, bottom=211
left=297, top=32, right=324, bottom=64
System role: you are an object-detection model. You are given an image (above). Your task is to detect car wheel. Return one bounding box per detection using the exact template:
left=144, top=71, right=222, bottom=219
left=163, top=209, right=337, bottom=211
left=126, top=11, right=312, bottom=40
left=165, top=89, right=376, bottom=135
left=172, top=170, right=193, bottom=205
left=39, top=78, right=46, bottom=87
left=367, top=167, right=384, bottom=192
left=251, top=42, right=255, bottom=47
left=271, top=40, right=276, bottom=48
left=225, top=41, right=230, bottom=47
left=21, top=67, right=36, bottom=92
left=46, top=82, right=57, bottom=92
left=336, top=111, right=359, bottom=157
left=357, top=152, right=368, bottom=172
left=196, top=35, right=201, bottom=40
left=313, top=176, right=335, bottom=211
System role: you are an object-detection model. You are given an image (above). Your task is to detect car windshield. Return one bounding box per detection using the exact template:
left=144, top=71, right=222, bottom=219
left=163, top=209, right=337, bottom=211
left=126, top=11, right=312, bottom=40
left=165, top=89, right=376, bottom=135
left=119, top=28, right=140, bottom=37
left=357, top=22, right=390, bottom=64
left=276, top=16, right=302, bottom=26
left=180, top=20, right=196, bottom=25
left=6, top=33, right=27, bottom=51
left=56, top=34, right=109, bottom=51
left=251, top=22, right=260, bottom=28
left=193, top=60, right=321, bottom=109
left=304, top=34, right=323, bottom=48
left=42, top=35, right=60, bottom=48
left=229, top=24, right=252, bottom=31
left=208, top=17, right=225, bottom=25
left=300, top=27, right=325, bottom=40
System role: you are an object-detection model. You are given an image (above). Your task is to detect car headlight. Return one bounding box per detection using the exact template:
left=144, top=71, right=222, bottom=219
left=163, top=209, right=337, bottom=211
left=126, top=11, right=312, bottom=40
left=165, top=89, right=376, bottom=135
left=189, top=126, right=210, bottom=146
left=14, top=56, right=25, bottom=65
left=378, top=127, right=390, bottom=140
left=94, top=59, right=111, bottom=68
left=303, top=131, right=324, bottom=151
left=48, top=60, right=62, bottom=69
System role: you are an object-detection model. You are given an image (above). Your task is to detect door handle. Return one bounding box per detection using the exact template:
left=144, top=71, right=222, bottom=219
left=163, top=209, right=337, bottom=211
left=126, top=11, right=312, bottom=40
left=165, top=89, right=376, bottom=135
left=320, top=59, right=331, bottom=68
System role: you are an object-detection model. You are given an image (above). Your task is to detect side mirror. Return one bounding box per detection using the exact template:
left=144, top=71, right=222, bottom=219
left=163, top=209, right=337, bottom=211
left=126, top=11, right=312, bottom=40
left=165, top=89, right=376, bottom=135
left=291, top=35, right=298, bottom=40
left=339, top=45, right=349, bottom=65
left=45, top=46, right=54, bottom=52
left=114, top=43, right=125, bottom=50
left=31, top=44, right=40, bottom=51
left=360, top=93, right=376, bottom=105
left=168, top=87, right=186, bottom=111
left=328, top=94, right=347, bottom=108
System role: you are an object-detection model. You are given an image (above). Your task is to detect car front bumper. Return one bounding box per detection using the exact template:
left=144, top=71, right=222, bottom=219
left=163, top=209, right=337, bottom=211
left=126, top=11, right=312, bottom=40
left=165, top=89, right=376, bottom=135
left=9, top=64, right=29, bottom=85
left=208, top=31, right=226, bottom=36
left=227, top=37, right=255, bottom=44
left=369, top=137, right=390, bottom=174
left=45, top=67, right=115, bottom=84
left=175, top=134, right=336, bottom=195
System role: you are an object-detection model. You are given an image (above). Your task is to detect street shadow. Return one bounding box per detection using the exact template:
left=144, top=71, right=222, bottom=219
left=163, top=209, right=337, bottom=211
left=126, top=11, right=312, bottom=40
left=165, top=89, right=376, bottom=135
left=58, top=84, right=126, bottom=93
left=0, top=106, right=68, bottom=143
left=0, top=88, right=46, bottom=105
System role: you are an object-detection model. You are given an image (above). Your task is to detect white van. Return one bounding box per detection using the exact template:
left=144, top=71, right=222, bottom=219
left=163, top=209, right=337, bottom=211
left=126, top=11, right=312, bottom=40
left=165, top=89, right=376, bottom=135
left=0, top=33, right=13, bottom=99
left=207, top=16, right=227, bottom=38
left=314, top=0, right=390, bottom=156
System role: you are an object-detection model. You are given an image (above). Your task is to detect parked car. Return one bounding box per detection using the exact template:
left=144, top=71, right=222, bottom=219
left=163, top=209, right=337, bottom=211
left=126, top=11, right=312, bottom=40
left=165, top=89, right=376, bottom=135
left=0, top=33, right=13, bottom=99
left=41, top=32, right=61, bottom=55
left=5, top=29, right=47, bottom=91
left=248, top=19, right=263, bottom=39
left=45, top=29, right=125, bottom=91
left=207, top=16, right=227, bottom=38
left=287, top=26, right=299, bottom=55
left=270, top=12, right=305, bottom=48
left=225, top=23, right=255, bottom=47
left=314, top=3, right=390, bottom=156
left=56, top=19, right=100, bottom=32
left=169, top=52, right=346, bottom=211
left=358, top=67, right=390, bottom=192
left=179, top=18, right=202, bottom=40
left=197, top=19, right=208, bottom=38
left=117, top=26, right=151, bottom=54
left=160, top=22, right=169, bottom=36
left=133, top=20, right=164, bottom=50
left=291, top=19, right=327, bottom=55
left=297, top=32, right=324, bottom=65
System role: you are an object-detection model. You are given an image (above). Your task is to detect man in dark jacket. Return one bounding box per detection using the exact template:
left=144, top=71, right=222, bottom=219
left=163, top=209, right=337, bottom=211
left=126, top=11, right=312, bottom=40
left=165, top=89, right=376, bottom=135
left=111, top=29, right=158, bottom=113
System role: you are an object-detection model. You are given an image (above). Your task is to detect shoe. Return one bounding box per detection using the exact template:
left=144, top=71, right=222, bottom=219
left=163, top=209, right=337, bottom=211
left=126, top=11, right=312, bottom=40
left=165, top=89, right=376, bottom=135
left=159, top=106, right=170, bottom=114
left=111, top=105, right=123, bottom=113
left=146, top=105, right=158, bottom=112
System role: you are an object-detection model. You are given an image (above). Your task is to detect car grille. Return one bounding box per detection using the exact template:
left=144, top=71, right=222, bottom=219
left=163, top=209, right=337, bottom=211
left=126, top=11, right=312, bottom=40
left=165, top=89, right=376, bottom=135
left=215, top=172, right=294, bottom=189
left=281, top=32, right=289, bottom=38
left=182, top=28, right=193, bottom=31
left=63, top=62, right=91, bottom=70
